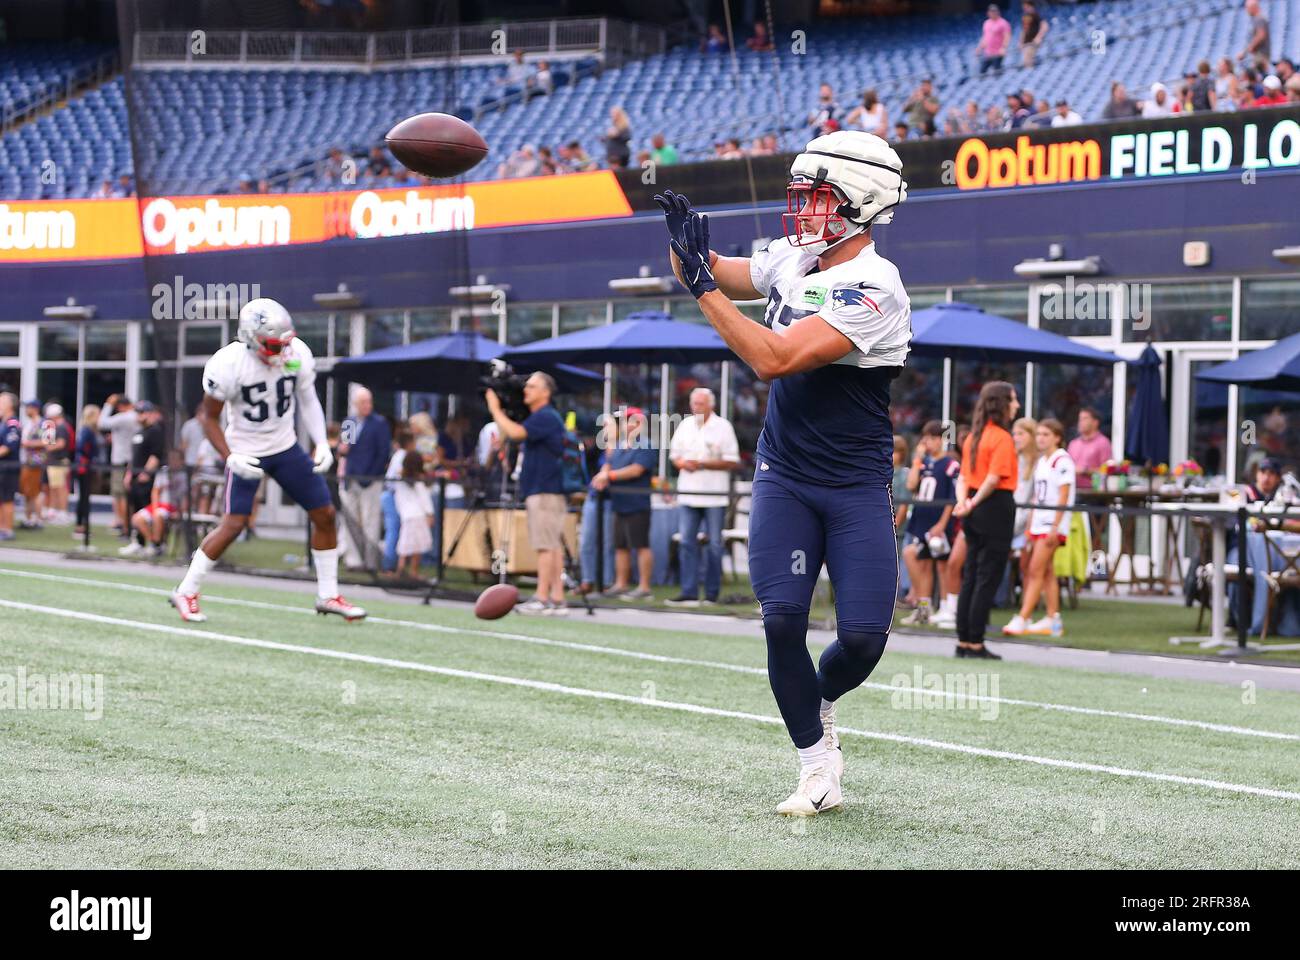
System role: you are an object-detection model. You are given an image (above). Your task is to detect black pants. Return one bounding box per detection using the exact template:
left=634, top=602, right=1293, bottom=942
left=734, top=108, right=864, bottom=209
left=129, top=474, right=154, bottom=543
left=956, top=489, right=1016, bottom=645
left=76, top=471, right=93, bottom=529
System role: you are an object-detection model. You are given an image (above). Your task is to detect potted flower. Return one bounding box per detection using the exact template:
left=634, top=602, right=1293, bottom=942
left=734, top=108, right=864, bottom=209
left=1172, top=459, right=1203, bottom=490
left=1103, top=460, right=1130, bottom=492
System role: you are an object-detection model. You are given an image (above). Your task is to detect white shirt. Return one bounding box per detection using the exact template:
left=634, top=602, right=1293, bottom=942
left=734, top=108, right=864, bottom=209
left=392, top=481, right=434, bottom=522
left=202, top=339, right=317, bottom=458
left=98, top=405, right=139, bottom=465
left=669, top=412, right=740, bottom=508
left=749, top=237, right=911, bottom=370
left=179, top=417, right=205, bottom=467
left=476, top=422, right=501, bottom=466
left=1050, top=110, right=1082, bottom=127
left=1029, top=449, right=1076, bottom=536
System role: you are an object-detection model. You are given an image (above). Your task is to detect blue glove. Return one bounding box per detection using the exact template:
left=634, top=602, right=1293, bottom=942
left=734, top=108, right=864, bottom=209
left=653, top=189, right=693, bottom=249
left=669, top=212, right=717, bottom=299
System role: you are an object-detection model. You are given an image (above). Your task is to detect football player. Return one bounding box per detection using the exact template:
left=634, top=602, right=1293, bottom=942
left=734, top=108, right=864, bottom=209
left=171, top=298, right=365, bottom=623
left=657, top=130, right=909, bottom=816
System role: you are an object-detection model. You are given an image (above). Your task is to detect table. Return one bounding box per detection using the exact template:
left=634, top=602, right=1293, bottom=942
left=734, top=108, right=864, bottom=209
left=1151, top=500, right=1242, bottom=650
left=1079, top=487, right=1222, bottom=595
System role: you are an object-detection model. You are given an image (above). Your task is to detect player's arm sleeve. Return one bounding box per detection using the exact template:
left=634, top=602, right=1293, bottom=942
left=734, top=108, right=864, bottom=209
left=201, top=354, right=234, bottom=402
left=819, top=281, right=904, bottom=355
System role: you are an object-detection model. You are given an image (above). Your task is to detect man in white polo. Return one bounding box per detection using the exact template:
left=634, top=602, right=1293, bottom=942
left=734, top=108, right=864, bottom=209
left=667, top=387, right=740, bottom=605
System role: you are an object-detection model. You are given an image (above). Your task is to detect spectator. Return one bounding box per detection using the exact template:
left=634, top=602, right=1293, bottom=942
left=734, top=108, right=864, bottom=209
left=604, top=107, right=632, bottom=169
left=1142, top=82, right=1175, bottom=118
left=952, top=381, right=1021, bottom=660
left=845, top=89, right=889, bottom=138
left=748, top=134, right=778, bottom=156
left=122, top=401, right=165, bottom=552
left=667, top=388, right=740, bottom=606
left=533, top=60, right=554, bottom=96
left=1245, top=457, right=1283, bottom=501
left=485, top=372, right=567, bottom=615
left=98, top=394, right=138, bottom=535
left=41, top=402, right=72, bottom=524
left=1004, top=93, right=1030, bottom=129
left=961, top=100, right=982, bottom=133
left=891, top=121, right=913, bottom=143
left=560, top=140, right=596, bottom=173
left=393, top=449, right=434, bottom=580
left=892, top=435, right=911, bottom=537
left=73, top=404, right=101, bottom=537
left=1287, top=72, right=1300, bottom=103
left=592, top=408, right=656, bottom=602
left=746, top=20, right=774, bottom=53
left=380, top=428, right=415, bottom=574
left=1102, top=81, right=1141, bottom=120
left=1216, top=57, right=1241, bottom=109
left=408, top=411, right=440, bottom=474
left=337, top=386, right=391, bottom=570
left=364, top=146, right=392, bottom=183
left=579, top=417, right=616, bottom=595
left=0, top=392, right=18, bottom=540
left=1030, top=98, right=1053, bottom=127
left=1190, top=60, right=1217, bottom=112
left=1051, top=98, right=1082, bottom=126
left=808, top=83, right=843, bottom=136
left=976, top=4, right=1012, bottom=75
left=1276, top=57, right=1295, bottom=86
left=1067, top=407, right=1113, bottom=487
left=649, top=132, right=680, bottom=166
left=903, top=78, right=940, bottom=138
left=1238, top=0, right=1272, bottom=69
left=18, top=400, right=45, bottom=528
left=703, top=23, right=729, bottom=54
left=537, top=145, right=559, bottom=175
left=124, top=448, right=184, bottom=559
left=983, top=104, right=1006, bottom=131
left=112, top=174, right=134, bottom=198
left=900, top=421, right=960, bottom=628
left=720, top=138, right=745, bottom=159
left=1255, top=74, right=1288, bottom=105
left=179, top=401, right=204, bottom=472
left=92, top=179, right=113, bottom=199
left=322, top=147, right=351, bottom=184
left=501, top=49, right=530, bottom=89
left=497, top=144, right=541, bottom=179
left=1019, top=0, right=1049, bottom=68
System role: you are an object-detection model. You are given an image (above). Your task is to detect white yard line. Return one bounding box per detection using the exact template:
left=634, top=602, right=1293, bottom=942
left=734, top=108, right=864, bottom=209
left=1, top=596, right=1298, bottom=803
left=3, top=566, right=1298, bottom=743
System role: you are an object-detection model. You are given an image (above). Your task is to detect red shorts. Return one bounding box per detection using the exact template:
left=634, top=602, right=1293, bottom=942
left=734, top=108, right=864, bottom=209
left=138, top=503, right=177, bottom=520
left=1028, top=531, right=1066, bottom=545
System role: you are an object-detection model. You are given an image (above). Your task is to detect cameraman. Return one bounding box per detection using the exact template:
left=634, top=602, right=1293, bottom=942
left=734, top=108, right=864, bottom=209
left=485, top=372, right=568, bottom=615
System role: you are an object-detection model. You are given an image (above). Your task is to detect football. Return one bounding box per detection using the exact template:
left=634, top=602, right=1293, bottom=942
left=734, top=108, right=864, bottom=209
left=385, top=112, right=488, bottom=178
left=473, top=582, right=519, bottom=620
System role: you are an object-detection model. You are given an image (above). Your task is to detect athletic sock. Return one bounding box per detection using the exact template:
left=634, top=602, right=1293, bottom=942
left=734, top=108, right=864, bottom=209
left=819, top=698, right=835, bottom=718
left=945, top=593, right=959, bottom=615
left=796, top=741, right=829, bottom=775
left=178, top=549, right=216, bottom=596
left=312, top=548, right=339, bottom=600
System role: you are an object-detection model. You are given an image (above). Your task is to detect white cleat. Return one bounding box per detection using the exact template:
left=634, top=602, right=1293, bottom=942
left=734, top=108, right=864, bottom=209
left=776, top=762, right=843, bottom=817
left=170, top=592, right=207, bottom=623
left=315, top=595, right=367, bottom=622
left=821, top=705, right=844, bottom=780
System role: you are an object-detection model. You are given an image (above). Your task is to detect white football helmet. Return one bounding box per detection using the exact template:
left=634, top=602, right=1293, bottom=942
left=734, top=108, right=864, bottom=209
left=238, top=298, right=296, bottom=366
left=784, top=131, right=908, bottom=255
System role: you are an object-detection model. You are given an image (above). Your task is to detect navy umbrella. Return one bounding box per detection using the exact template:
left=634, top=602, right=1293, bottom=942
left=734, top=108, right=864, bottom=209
left=500, top=310, right=736, bottom=366
left=1125, top=344, right=1170, bottom=467
left=328, top=329, right=600, bottom=393
left=1196, top=330, right=1300, bottom=392
left=909, top=302, right=1120, bottom=365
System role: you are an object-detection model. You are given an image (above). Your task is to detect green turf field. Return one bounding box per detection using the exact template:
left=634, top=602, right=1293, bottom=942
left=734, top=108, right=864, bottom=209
left=2, top=556, right=1299, bottom=869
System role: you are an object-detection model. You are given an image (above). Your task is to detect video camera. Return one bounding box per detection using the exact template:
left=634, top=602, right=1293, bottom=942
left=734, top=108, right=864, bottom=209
left=482, top=359, right=530, bottom=423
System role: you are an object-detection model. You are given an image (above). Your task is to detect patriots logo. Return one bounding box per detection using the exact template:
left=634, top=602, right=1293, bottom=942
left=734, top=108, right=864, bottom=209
left=830, top=282, right=884, bottom=316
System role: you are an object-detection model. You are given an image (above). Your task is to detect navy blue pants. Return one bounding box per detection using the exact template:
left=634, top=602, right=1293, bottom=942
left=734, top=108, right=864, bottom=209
left=748, top=468, right=896, bottom=748
left=225, top=444, right=331, bottom=516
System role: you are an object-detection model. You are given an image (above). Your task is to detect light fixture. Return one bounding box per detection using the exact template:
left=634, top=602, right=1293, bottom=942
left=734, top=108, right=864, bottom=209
left=609, top=264, right=674, bottom=295
left=1272, top=245, right=1300, bottom=265
left=450, top=273, right=510, bottom=301
left=43, top=297, right=96, bottom=320
left=313, top=283, right=364, bottom=309
left=1013, top=255, right=1102, bottom=278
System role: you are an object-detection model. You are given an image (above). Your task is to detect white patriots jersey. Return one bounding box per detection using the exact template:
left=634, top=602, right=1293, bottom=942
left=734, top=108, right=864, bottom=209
left=748, top=236, right=911, bottom=368
left=1030, top=449, right=1076, bottom=536
left=202, top=339, right=317, bottom=458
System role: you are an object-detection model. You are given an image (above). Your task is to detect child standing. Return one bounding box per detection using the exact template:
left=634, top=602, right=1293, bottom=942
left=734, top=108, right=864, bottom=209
left=393, top=449, right=434, bottom=579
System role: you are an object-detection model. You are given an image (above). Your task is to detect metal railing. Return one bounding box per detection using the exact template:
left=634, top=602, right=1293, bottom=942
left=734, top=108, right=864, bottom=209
left=132, top=18, right=666, bottom=69
left=0, top=49, right=119, bottom=134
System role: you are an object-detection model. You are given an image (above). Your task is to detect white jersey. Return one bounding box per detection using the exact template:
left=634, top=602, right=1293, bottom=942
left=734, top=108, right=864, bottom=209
left=749, top=236, right=911, bottom=369
left=202, top=339, right=317, bottom=458
left=1029, top=449, right=1076, bottom=536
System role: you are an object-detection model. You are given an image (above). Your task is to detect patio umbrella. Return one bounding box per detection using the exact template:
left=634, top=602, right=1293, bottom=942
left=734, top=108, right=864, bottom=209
left=1125, top=343, right=1169, bottom=467
left=1196, top=330, right=1300, bottom=392
left=909, top=302, right=1121, bottom=365
left=327, top=329, right=600, bottom=393
left=500, top=310, right=736, bottom=366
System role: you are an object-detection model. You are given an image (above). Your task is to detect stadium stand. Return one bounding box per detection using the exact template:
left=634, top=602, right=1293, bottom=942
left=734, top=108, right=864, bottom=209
left=1, top=0, right=1296, bottom=198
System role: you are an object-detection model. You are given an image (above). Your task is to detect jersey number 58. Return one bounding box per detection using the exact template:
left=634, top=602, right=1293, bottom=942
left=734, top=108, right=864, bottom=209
left=241, top=376, right=296, bottom=422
